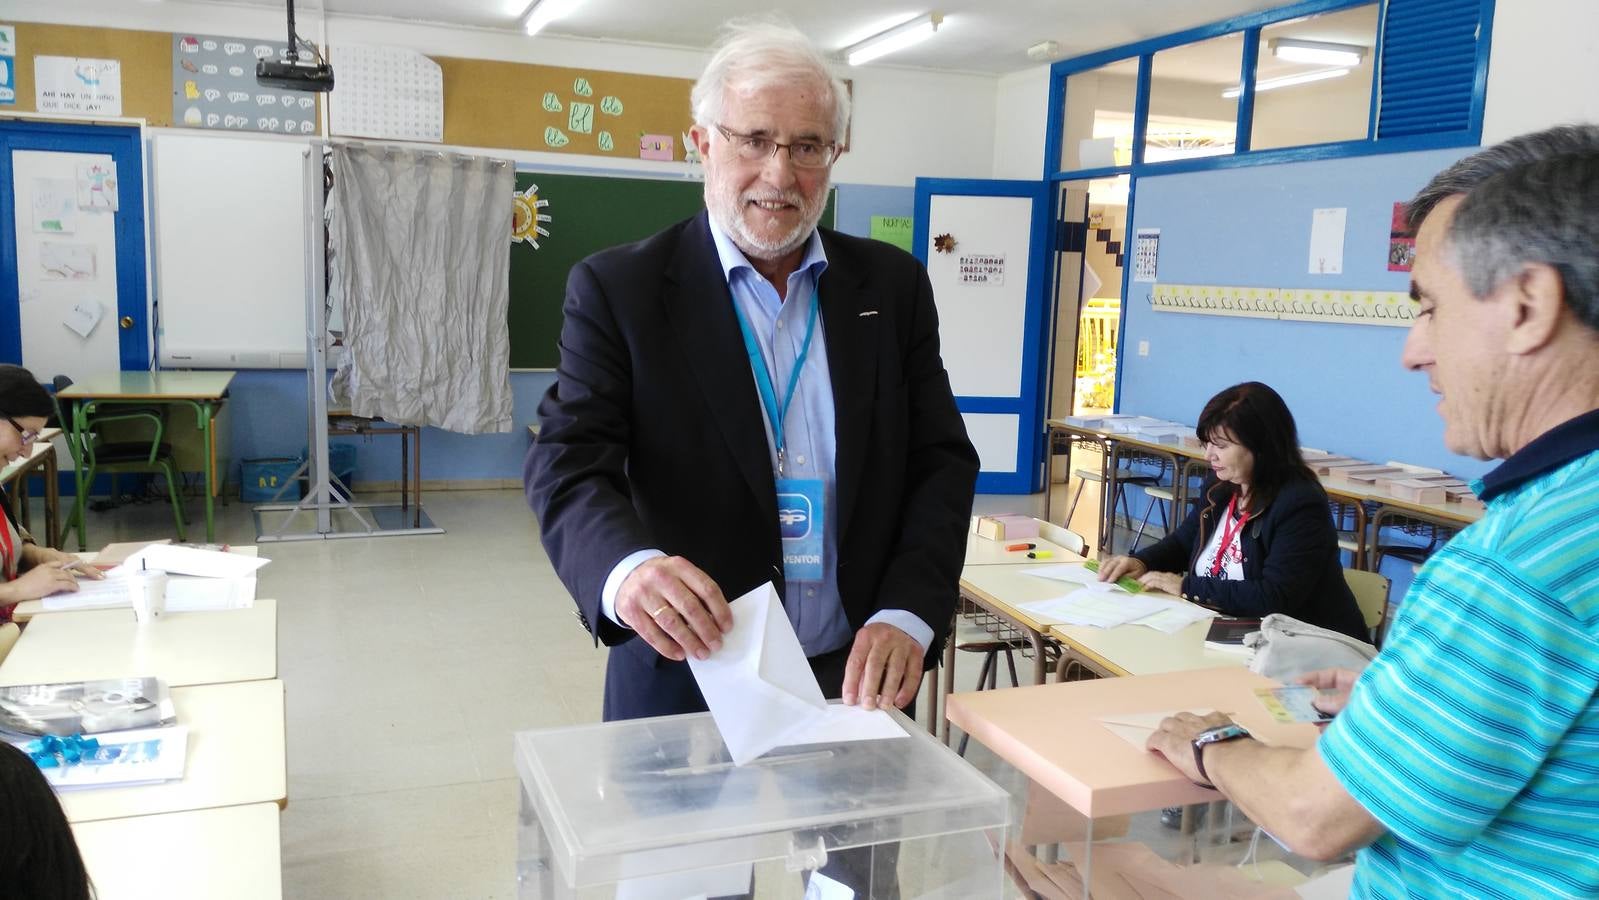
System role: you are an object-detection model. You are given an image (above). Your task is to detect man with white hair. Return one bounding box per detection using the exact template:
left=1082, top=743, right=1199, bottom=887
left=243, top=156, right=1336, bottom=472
left=527, top=16, right=975, bottom=739
left=1147, top=124, right=1599, bottom=897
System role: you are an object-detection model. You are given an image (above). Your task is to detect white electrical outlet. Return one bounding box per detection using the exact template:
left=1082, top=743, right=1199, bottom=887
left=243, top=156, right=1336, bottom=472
left=1138, top=340, right=1150, bottom=357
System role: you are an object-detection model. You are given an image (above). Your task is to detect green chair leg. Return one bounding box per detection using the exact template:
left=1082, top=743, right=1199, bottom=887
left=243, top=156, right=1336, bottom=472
left=159, top=460, right=187, bottom=541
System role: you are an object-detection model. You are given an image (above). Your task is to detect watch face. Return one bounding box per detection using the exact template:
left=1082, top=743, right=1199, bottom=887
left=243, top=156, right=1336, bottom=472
left=1199, top=724, right=1248, bottom=743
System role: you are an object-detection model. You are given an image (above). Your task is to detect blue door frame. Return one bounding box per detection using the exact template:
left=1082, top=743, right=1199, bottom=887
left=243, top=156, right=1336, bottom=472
left=913, top=177, right=1052, bottom=494
left=1, top=120, right=150, bottom=369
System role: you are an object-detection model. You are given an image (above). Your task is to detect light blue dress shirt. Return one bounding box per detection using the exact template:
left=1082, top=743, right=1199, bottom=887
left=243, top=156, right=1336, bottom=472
left=600, top=220, right=933, bottom=657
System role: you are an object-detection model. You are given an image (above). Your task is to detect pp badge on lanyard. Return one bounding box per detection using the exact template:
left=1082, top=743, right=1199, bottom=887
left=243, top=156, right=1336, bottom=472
left=776, top=477, right=825, bottom=582
left=730, top=285, right=826, bottom=583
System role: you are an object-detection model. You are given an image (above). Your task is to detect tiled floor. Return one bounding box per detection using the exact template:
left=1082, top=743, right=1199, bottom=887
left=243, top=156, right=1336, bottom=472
left=63, top=485, right=1052, bottom=898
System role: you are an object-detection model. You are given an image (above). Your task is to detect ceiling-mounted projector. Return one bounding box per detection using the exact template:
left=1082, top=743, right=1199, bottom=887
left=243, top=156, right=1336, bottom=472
left=257, top=59, right=334, bottom=92
left=257, top=0, right=334, bottom=92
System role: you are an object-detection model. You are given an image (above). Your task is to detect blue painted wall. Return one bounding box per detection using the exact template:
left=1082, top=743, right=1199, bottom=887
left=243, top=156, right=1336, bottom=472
left=834, top=182, right=914, bottom=238
left=1120, top=147, right=1490, bottom=480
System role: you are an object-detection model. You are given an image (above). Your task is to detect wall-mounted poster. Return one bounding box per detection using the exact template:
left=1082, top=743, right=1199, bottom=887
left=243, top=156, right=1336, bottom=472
left=36, top=56, right=122, bottom=116
left=172, top=33, right=317, bottom=135
left=329, top=44, right=443, bottom=143
left=1388, top=201, right=1416, bottom=272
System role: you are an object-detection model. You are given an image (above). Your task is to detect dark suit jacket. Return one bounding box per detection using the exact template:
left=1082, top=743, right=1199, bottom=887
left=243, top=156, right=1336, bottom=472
left=1133, top=476, right=1368, bottom=640
left=524, top=212, right=978, bottom=713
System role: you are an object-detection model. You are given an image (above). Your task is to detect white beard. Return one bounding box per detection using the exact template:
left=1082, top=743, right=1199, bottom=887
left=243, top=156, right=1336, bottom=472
left=709, top=186, right=827, bottom=261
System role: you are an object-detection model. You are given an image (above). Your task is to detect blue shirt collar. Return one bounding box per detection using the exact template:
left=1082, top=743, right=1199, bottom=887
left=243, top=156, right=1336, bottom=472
left=1477, top=407, right=1599, bottom=501
left=706, top=217, right=828, bottom=289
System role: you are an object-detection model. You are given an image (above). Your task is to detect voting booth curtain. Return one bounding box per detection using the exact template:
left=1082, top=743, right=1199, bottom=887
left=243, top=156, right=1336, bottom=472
left=327, top=144, right=514, bottom=434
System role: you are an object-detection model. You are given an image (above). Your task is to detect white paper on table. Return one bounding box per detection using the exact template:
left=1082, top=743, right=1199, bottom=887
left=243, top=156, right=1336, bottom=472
left=1016, top=590, right=1174, bottom=628
left=1308, top=207, right=1347, bottom=275
left=1021, top=565, right=1125, bottom=592
left=41, top=576, right=138, bottom=611
left=1128, top=603, right=1217, bottom=634
left=115, top=544, right=268, bottom=579
left=1096, top=709, right=1217, bottom=749
left=687, top=584, right=904, bottom=765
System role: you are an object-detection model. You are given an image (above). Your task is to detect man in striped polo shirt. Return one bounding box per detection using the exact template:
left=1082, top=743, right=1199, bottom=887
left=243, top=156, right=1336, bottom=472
left=1147, top=124, right=1599, bottom=897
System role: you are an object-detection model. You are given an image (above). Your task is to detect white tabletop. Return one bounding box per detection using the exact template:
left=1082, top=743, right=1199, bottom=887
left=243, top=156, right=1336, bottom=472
left=958, top=563, right=1246, bottom=678
left=72, top=803, right=283, bottom=899
left=58, top=679, right=286, bottom=824
left=10, top=546, right=261, bottom=622
left=0, top=599, right=277, bottom=688
left=964, top=532, right=1076, bottom=566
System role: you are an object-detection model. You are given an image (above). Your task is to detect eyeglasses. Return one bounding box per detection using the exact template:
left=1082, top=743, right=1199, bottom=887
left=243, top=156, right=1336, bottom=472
left=5, top=417, right=38, bottom=445
left=714, top=124, right=840, bottom=169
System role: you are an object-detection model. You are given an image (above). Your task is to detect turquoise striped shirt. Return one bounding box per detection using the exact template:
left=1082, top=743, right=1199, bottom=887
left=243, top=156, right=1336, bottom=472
left=1319, top=447, right=1599, bottom=898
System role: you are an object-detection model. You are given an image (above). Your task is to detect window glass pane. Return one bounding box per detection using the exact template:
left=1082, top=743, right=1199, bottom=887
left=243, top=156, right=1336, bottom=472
left=1058, top=61, right=1137, bottom=172
left=1250, top=4, right=1378, bottom=150
left=1144, top=33, right=1242, bottom=162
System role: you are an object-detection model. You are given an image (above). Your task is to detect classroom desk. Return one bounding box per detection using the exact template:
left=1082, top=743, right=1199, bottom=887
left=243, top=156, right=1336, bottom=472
left=1046, top=416, right=1485, bottom=569
left=958, top=562, right=1245, bottom=680
left=945, top=667, right=1318, bottom=819
left=58, top=371, right=236, bottom=548
left=0, top=599, right=277, bottom=688
left=72, top=802, right=283, bottom=900
left=9, top=546, right=261, bottom=623
left=0, top=427, right=61, bottom=548
left=328, top=410, right=423, bottom=527
left=964, top=530, right=1075, bottom=566
left=58, top=679, right=286, bottom=824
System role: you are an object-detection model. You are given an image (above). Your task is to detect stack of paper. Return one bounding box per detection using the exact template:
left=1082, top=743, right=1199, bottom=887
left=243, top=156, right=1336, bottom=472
left=45, top=545, right=267, bottom=614
left=22, top=726, right=190, bottom=791
left=1016, top=581, right=1217, bottom=632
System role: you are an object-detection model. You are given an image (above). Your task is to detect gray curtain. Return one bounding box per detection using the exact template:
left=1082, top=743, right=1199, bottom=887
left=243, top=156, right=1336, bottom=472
left=328, top=144, right=513, bottom=434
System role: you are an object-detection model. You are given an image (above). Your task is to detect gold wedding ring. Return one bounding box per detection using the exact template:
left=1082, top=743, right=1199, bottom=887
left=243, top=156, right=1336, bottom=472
left=649, top=604, right=670, bottom=618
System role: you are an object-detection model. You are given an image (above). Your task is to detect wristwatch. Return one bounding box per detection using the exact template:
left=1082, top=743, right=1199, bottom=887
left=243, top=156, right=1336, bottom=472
left=1191, top=723, right=1250, bottom=787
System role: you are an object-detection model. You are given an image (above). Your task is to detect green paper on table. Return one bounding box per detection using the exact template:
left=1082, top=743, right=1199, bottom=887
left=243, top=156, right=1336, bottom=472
left=1083, top=558, right=1146, bottom=593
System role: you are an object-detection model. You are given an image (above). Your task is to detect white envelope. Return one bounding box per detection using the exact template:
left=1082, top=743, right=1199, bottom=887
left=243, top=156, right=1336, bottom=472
left=687, top=583, right=828, bottom=765
left=1096, top=709, right=1216, bottom=749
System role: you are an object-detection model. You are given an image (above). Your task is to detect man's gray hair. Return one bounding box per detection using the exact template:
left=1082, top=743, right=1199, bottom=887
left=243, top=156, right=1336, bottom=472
left=691, top=17, right=851, bottom=144
left=1406, top=124, right=1599, bottom=331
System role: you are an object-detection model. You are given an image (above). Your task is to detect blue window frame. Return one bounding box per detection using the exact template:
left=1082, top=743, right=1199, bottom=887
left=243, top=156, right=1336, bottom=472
left=1042, top=0, right=1494, bottom=408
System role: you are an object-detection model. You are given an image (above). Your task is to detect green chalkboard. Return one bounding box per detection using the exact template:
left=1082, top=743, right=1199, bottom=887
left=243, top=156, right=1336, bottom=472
left=508, top=171, right=835, bottom=369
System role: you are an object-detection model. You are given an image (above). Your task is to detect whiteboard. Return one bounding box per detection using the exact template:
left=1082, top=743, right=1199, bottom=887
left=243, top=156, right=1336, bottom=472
left=151, top=131, right=311, bottom=369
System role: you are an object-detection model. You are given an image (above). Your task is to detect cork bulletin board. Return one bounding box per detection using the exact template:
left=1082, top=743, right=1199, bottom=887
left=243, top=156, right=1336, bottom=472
left=436, top=56, right=695, bottom=161
left=6, top=23, right=174, bottom=124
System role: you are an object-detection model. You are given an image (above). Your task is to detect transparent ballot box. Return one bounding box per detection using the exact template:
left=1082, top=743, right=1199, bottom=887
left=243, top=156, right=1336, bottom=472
left=515, top=707, right=1011, bottom=899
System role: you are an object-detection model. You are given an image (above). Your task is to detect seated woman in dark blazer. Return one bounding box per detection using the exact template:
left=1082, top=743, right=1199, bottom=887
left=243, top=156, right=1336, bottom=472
left=1097, top=381, right=1367, bottom=640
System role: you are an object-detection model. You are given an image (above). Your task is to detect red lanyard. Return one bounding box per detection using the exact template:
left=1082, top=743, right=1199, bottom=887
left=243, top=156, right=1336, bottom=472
left=1210, top=494, right=1249, bottom=577
left=0, top=512, right=14, bottom=580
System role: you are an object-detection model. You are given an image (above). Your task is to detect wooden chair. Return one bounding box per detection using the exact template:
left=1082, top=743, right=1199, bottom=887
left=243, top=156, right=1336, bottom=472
left=1342, top=568, right=1391, bottom=646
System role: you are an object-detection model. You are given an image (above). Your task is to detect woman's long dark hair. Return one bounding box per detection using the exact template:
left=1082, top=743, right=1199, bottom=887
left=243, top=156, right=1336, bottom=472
left=0, top=741, right=93, bottom=899
left=1196, top=381, right=1316, bottom=518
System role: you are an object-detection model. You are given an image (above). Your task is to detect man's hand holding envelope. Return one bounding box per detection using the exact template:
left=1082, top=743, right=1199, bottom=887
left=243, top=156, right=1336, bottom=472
left=688, top=584, right=905, bottom=765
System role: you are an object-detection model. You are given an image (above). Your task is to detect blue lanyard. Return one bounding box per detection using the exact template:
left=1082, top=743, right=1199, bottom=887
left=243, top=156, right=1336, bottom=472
left=729, top=285, right=820, bottom=477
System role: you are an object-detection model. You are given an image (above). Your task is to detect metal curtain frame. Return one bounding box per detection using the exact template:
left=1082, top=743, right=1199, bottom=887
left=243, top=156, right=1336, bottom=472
left=253, top=141, right=443, bottom=542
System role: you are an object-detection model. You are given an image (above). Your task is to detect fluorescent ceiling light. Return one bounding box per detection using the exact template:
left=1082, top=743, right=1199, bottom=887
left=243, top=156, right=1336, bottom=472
left=520, top=0, right=586, bottom=37
left=1270, top=38, right=1366, bottom=67
left=844, top=13, right=944, bottom=66
left=1221, top=67, right=1350, bottom=99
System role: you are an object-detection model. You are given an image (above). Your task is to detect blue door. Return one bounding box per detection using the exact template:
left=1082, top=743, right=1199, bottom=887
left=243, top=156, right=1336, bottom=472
left=913, top=178, right=1052, bottom=493
left=1, top=120, right=149, bottom=371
